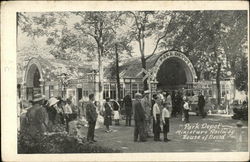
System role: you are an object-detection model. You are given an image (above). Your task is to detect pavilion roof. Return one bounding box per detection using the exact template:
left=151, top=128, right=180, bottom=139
left=104, top=51, right=165, bottom=79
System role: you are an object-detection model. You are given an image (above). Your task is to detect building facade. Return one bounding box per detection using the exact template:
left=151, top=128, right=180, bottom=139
left=18, top=50, right=236, bottom=107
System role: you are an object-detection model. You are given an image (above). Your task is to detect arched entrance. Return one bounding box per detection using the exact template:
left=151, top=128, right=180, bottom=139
left=23, top=58, right=44, bottom=100
left=150, top=51, right=197, bottom=91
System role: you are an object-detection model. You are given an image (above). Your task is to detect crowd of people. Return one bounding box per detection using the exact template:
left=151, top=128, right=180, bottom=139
left=130, top=90, right=185, bottom=142
left=98, top=89, right=206, bottom=142
left=19, top=94, right=81, bottom=138
left=19, top=89, right=207, bottom=144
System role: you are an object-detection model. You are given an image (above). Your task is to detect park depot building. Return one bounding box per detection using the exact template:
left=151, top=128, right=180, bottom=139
left=17, top=50, right=236, bottom=106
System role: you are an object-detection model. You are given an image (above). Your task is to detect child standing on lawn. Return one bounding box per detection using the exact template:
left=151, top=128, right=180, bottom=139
left=183, top=96, right=190, bottom=123
left=162, top=102, right=171, bottom=142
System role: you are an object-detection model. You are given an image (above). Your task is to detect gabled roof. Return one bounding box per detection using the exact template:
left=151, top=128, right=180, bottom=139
left=104, top=51, right=165, bottom=79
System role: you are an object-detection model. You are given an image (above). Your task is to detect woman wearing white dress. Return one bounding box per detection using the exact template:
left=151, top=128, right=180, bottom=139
left=113, top=99, right=120, bottom=126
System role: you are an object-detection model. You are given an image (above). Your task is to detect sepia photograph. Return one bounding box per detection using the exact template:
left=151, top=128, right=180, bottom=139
left=1, top=1, right=249, bottom=161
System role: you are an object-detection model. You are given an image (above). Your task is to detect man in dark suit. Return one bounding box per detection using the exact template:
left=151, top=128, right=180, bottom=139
left=86, top=94, right=98, bottom=143
left=123, top=94, right=133, bottom=126
left=198, top=92, right=206, bottom=118
left=133, top=93, right=146, bottom=142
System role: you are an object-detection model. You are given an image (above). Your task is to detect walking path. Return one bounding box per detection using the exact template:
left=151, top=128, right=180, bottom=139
left=89, top=115, right=248, bottom=152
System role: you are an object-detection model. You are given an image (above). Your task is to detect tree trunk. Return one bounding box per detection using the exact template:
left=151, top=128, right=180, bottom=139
left=115, top=44, right=121, bottom=101
left=216, top=63, right=221, bottom=106
left=139, top=28, right=148, bottom=91
left=98, top=48, right=104, bottom=105
left=141, top=56, right=148, bottom=91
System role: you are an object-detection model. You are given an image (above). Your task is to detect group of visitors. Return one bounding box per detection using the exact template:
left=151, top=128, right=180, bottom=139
left=132, top=90, right=173, bottom=142
left=131, top=89, right=206, bottom=142
left=151, top=91, right=172, bottom=142
left=20, top=89, right=207, bottom=144
left=21, top=94, right=80, bottom=137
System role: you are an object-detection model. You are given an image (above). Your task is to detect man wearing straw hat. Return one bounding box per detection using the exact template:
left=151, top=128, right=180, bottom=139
left=25, top=94, right=49, bottom=137
left=133, top=92, right=147, bottom=142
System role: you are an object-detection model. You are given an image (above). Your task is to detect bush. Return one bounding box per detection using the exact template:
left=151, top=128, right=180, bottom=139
left=232, top=101, right=248, bottom=121
left=232, top=108, right=248, bottom=121
left=18, top=130, right=121, bottom=153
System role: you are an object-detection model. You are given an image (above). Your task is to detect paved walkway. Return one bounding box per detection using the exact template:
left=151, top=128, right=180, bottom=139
left=82, top=115, right=248, bottom=152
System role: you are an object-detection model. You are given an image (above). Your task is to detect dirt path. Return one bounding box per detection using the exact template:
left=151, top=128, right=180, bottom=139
left=84, top=115, right=248, bottom=152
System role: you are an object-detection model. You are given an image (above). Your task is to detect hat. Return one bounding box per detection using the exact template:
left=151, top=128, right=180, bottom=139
left=135, top=93, right=142, bottom=98
left=144, top=90, right=150, bottom=94
left=33, top=94, right=45, bottom=102
left=48, top=97, right=59, bottom=107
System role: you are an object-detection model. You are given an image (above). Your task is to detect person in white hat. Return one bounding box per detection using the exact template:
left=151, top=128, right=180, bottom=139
left=25, top=94, right=49, bottom=137
left=47, top=97, right=60, bottom=125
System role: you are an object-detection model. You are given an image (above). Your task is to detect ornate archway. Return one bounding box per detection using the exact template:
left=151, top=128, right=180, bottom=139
left=149, top=51, right=197, bottom=89
left=23, top=58, right=44, bottom=100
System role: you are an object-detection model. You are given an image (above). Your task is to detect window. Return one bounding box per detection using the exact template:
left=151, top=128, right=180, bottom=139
left=83, top=90, right=89, bottom=97
left=103, top=84, right=109, bottom=99
left=26, top=87, right=33, bottom=100
left=124, top=83, right=131, bottom=96
left=119, top=84, right=124, bottom=99
left=131, top=83, right=138, bottom=98
left=110, top=83, right=116, bottom=99
left=221, top=84, right=226, bottom=97
left=138, top=83, right=144, bottom=95
left=151, top=84, right=157, bottom=92
left=208, top=85, right=212, bottom=96
left=49, top=85, right=54, bottom=98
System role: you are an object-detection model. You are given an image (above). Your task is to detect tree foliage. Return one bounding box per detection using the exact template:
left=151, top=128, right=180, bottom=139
left=18, top=11, right=248, bottom=94
left=158, top=10, right=248, bottom=99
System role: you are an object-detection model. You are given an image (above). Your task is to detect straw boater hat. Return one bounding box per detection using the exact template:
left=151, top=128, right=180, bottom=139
left=48, top=97, right=59, bottom=107
left=135, top=93, right=142, bottom=99
left=32, top=94, right=45, bottom=102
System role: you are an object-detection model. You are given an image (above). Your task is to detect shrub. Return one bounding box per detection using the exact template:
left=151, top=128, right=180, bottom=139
left=18, top=130, right=121, bottom=153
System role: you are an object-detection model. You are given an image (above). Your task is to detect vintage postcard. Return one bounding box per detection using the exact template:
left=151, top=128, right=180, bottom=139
left=1, top=1, right=249, bottom=161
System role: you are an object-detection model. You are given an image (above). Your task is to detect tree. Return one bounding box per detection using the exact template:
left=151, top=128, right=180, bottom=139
left=191, top=11, right=247, bottom=105
left=126, top=11, right=177, bottom=90
left=158, top=11, right=248, bottom=105
left=17, top=12, right=84, bottom=60
left=220, top=11, right=248, bottom=93
left=73, top=11, right=132, bottom=102
left=18, top=12, right=132, bottom=102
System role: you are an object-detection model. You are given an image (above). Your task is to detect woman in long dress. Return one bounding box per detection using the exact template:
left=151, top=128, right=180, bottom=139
left=113, top=99, right=120, bottom=126
left=104, top=97, right=113, bottom=132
